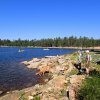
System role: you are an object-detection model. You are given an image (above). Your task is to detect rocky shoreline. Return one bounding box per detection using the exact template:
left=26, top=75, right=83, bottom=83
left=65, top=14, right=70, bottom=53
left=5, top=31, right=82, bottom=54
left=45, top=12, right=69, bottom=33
left=0, top=53, right=86, bottom=100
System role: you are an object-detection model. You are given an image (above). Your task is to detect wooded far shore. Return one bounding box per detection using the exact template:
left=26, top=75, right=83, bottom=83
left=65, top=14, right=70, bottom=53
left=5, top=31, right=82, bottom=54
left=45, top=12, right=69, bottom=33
left=0, top=36, right=100, bottom=47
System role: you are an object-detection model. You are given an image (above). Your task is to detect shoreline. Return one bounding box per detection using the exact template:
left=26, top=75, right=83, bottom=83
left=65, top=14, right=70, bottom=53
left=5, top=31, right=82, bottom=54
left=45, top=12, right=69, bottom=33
left=0, top=51, right=100, bottom=100
left=0, top=52, right=86, bottom=100
left=0, top=46, right=100, bottom=50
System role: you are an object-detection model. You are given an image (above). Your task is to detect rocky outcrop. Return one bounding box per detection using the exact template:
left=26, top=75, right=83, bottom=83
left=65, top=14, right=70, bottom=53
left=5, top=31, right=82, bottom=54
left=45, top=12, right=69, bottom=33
left=66, top=75, right=85, bottom=100
left=0, top=53, right=87, bottom=100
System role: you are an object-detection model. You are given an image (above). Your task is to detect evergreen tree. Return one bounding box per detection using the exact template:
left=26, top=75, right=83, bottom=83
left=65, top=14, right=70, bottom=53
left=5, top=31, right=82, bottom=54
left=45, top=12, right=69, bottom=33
left=0, top=36, right=100, bottom=47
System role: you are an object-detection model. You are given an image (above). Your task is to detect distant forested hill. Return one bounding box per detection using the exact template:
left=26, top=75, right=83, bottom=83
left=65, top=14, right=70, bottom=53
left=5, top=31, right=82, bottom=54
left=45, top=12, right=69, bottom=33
left=0, top=36, right=100, bottom=47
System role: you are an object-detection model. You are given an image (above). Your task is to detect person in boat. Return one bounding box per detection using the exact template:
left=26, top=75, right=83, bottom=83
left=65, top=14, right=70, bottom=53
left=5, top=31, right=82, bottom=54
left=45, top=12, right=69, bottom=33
left=18, top=49, right=24, bottom=52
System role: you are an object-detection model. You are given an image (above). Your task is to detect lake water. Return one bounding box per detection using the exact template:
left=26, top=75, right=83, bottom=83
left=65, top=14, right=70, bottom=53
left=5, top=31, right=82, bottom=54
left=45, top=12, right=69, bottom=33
left=0, top=47, right=77, bottom=93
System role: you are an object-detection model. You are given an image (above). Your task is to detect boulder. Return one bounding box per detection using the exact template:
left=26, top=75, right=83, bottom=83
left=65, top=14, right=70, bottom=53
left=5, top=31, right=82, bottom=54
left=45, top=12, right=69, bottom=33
left=0, top=91, right=3, bottom=95
left=58, top=59, right=65, bottom=64
left=47, top=75, right=65, bottom=90
left=21, top=61, right=29, bottom=65
left=27, top=62, right=41, bottom=69
left=32, top=58, right=40, bottom=62
left=67, top=86, right=76, bottom=100
left=28, top=96, right=33, bottom=100
left=70, top=75, right=85, bottom=85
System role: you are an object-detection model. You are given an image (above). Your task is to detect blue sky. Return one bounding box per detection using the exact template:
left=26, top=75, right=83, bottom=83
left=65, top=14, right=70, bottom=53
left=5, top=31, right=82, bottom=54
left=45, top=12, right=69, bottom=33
left=0, top=0, right=100, bottom=40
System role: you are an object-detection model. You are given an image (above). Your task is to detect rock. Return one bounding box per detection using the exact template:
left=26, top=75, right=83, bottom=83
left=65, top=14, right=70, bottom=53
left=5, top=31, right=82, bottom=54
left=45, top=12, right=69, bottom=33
left=19, top=53, right=86, bottom=100
left=32, top=58, right=40, bottom=62
left=56, top=65, right=64, bottom=71
left=47, top=75, right=65, bottom=90
left=34, top=84, right=40, bottom=89
left=28, top=96, right=33, bottom=100
left=62, top=63, right=68, bottom=67
left=44, top=79, right=49, bottom=83
left=58, top=59, right=65, bottom=64
left=70, top=75, right=85, bottom=85
left=27, top=62, right=41, bottom=69
left=65, top=77, right=70, bottom=81
left=49, top=67, right=56, bottom=73
left=64, top=97, right=69, bottom=100
left=21, top=61, right=29, bottom=65
left=28, top=60, right=34, bottom=64
left=64, top=80, right=68, bottom=84
left=67, top=86, right=76, bottom=100
left=7, top=91, right=10, bottom=94
left=40, top=94, right=48, bottom=100
left=47, top=87, right=52, bottom=92
left=37, top=65, right=43, bottom=69
left=45, top=56, right=55, bottom=58
left=0, top=91, right=3, bottom=94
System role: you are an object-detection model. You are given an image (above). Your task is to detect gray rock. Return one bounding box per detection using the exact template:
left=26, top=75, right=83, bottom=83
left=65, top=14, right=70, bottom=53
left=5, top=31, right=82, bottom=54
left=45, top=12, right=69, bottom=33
left=0, top=91, right=3, bottom=94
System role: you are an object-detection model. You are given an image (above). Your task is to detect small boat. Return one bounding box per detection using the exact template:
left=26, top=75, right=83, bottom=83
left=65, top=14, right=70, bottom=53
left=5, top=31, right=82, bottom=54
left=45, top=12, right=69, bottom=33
left=18, top=49, right=25, bottom=52
left=43, top=48, right=49, bottom=50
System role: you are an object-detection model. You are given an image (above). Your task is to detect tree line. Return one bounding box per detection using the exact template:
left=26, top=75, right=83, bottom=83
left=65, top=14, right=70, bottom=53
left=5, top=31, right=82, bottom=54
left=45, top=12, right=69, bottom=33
left=0, top=36, right=100, bottom=47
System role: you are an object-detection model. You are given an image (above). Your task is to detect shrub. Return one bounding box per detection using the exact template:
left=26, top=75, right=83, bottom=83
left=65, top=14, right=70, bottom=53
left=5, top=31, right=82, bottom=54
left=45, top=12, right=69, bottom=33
left=69, top=68, right=78, bottom=75
left=78, top=71, right=100, bottom=100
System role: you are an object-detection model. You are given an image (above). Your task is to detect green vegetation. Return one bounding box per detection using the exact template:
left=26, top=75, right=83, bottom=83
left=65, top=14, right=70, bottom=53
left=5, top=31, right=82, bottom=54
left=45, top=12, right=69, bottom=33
left=18, top=91, right=40, bottom=100
left=0, top=36, right=100, bottom=47
left=19, top=92, right=27, bottom=100
left=69, top=68, right=78, bottom=75
left=78, top=75, right=100, bottom=100
left=60, top=89, right=66, bottom=96
left=77, top=53, right=100, bottom=100
left=70, top=52, right=77, bottom=61
left=34, top=96, right=40, bottom=100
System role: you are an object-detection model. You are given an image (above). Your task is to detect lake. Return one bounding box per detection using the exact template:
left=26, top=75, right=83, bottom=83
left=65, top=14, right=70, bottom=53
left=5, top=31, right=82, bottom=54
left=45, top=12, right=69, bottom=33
left=0, top=47, right=77, bottom=93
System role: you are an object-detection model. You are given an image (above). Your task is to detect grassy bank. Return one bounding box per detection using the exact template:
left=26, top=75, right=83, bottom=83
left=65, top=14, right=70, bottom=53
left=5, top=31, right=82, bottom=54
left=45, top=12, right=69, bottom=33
left=77, top=52, right=100, bottom=100
left=78, top=73, right=100, bottom=100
